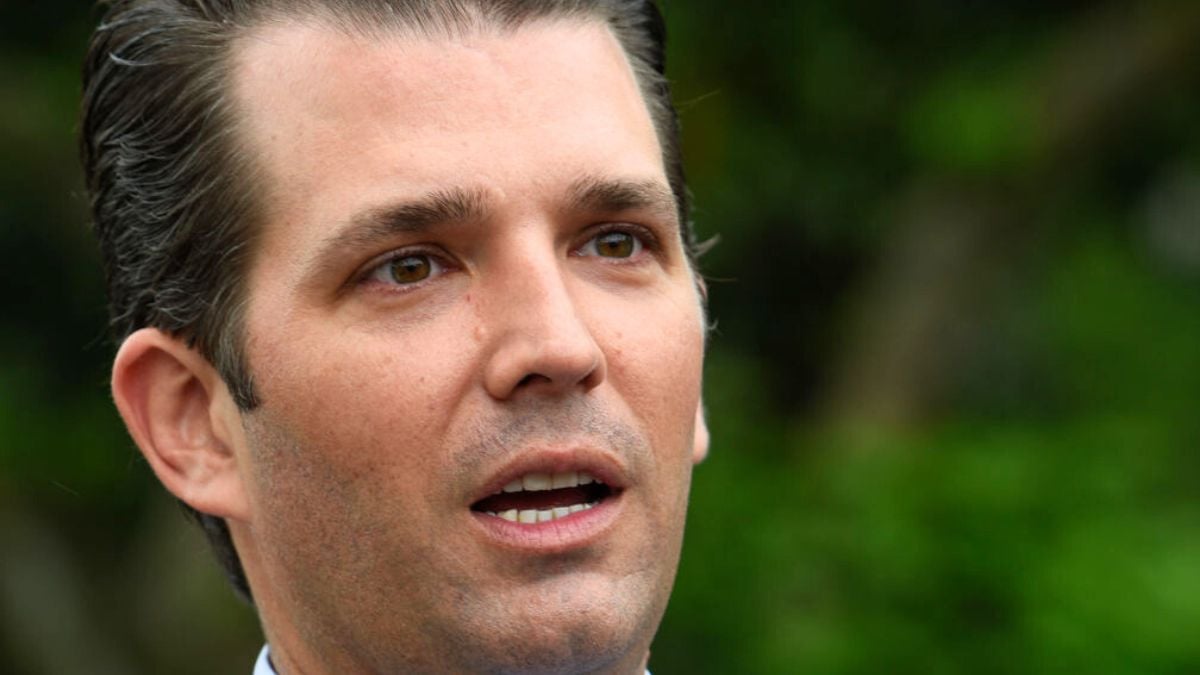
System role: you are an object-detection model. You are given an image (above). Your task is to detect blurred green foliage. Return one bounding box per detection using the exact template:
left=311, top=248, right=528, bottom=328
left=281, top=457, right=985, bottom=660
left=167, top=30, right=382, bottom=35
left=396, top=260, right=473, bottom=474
left=3, top=1, right=1199, bottom=673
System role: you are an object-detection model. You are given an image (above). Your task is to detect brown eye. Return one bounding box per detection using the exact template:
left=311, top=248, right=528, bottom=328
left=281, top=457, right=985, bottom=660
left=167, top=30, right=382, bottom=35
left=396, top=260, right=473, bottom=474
left=388, top=255, right=432, bottom=284
left=364, top=250, right=449, bottom=291
left=591, top=231, right=638, bottom=258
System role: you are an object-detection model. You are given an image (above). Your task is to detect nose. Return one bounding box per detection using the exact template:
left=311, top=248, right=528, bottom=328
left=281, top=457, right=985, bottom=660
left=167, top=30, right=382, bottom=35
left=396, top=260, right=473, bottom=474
left=481, top=252, right=606, bottom=401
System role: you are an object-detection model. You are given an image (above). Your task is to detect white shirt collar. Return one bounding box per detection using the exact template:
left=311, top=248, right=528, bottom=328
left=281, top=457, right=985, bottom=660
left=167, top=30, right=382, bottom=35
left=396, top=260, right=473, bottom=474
left=253, top=645, right=275, bottom=675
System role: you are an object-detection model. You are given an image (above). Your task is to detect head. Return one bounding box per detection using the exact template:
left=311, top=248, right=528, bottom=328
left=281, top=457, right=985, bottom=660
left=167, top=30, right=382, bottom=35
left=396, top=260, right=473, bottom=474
left=84, top=1, right=708, bottom=672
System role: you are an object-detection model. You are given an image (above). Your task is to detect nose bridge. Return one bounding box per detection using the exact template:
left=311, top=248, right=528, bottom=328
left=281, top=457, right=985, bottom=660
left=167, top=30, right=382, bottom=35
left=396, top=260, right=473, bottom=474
left=518, top=249, right=583, bottom=333
left=481, top=238, right=605, bottom=399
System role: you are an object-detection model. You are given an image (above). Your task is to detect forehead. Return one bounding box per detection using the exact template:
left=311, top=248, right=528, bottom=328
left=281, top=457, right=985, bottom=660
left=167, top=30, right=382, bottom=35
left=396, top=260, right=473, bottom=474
left=228, top=16, right=663, bottom=237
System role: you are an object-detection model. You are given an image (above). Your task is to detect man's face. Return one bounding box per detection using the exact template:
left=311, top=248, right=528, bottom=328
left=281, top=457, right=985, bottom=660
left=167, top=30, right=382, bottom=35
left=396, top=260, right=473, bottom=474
left=227, top=17, right=706, bottom=674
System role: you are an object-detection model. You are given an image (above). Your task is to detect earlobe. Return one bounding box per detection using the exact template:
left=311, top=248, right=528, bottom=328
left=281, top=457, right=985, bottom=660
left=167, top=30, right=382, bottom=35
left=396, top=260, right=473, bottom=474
left=112, top=328, right=250, bottom=520
left=692, top=400, right=709, bottom=464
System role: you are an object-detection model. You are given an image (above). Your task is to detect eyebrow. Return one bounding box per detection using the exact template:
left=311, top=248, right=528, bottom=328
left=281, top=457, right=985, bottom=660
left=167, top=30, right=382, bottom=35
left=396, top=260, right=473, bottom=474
left=323, top=186, right=489, bottom=253
left=307, top=186, right=489, bottom=279
left=565, top=175, right=679, bottom=226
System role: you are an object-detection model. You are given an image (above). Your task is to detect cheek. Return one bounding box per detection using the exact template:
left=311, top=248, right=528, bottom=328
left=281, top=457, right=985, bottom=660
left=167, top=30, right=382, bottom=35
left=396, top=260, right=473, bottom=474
left=245, top=310, right=480, bottom=483
left=239, top=322, right=482, bottom=605
left=602, top=291, right=705, bottom=451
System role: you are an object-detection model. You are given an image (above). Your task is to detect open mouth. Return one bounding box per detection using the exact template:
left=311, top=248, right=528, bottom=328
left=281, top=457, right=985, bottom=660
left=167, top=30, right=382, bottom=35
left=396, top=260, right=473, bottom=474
left=471, top=471, right=616, bottom=524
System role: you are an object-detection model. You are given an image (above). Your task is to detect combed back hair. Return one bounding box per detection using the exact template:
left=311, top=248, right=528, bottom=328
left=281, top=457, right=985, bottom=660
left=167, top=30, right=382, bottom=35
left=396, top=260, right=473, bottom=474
left=81, top=0, right=693, bottom=602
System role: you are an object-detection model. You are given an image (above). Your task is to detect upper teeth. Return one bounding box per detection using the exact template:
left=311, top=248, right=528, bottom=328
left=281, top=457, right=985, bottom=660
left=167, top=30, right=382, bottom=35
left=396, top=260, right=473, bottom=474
left=501, top=471, right=596, bottom=493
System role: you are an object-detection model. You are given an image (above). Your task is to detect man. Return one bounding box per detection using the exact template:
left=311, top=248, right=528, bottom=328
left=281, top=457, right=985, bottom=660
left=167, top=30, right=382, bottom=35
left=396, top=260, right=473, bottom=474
left=81, top=1, right=709, bottom=672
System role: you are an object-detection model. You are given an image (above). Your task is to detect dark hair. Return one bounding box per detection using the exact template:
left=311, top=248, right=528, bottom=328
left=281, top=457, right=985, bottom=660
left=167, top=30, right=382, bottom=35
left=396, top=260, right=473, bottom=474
left=81, top=0, right=693, bottom=602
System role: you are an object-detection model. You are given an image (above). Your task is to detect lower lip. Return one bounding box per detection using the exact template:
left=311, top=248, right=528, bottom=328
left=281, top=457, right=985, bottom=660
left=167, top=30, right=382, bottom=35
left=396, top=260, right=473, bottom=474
left=469, top=492, right=624, bottom=553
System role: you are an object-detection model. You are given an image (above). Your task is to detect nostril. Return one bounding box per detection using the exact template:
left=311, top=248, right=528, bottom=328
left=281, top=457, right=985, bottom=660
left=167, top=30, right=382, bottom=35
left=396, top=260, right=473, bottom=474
left=516, top=373, right=551, bottom=389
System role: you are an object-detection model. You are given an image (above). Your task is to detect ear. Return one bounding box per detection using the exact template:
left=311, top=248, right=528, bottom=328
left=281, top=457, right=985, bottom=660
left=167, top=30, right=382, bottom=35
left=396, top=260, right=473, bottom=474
left=111, top=328, right=250, bottom=521
left=692, top=399, right=709, bottom=464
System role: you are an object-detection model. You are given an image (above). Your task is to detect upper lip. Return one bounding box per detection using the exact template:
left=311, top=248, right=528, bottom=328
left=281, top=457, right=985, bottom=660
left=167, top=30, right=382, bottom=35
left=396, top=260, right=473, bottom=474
left=468, top=445, right=630, bottom=506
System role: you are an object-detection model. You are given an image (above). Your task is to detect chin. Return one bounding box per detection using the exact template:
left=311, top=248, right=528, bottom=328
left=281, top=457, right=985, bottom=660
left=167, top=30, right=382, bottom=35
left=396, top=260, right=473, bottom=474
left=456, top=616, right=642, bottom=675
left=436, top=574, right=663, bottom=675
